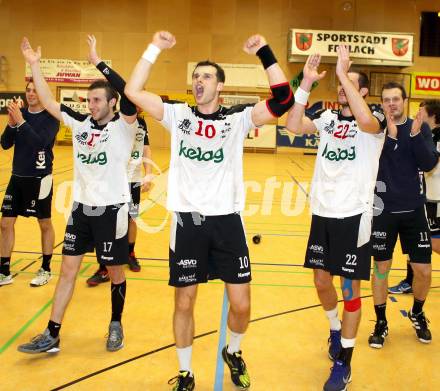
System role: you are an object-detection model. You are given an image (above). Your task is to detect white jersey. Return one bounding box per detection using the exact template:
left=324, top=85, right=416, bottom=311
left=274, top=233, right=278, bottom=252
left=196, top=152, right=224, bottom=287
left=161, top=102, right=256, bottom=215
left=426, top=127, right=440, bottom=202
left=310, top=109, right=386, bottom=218
left=61, top=105, right=137, bottom=206
left=127, top=117, right=148, bottom=183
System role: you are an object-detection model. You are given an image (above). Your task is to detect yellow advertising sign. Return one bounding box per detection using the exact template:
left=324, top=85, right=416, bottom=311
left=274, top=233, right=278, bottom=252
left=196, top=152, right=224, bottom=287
left=411, top=72, right=440, bottom=96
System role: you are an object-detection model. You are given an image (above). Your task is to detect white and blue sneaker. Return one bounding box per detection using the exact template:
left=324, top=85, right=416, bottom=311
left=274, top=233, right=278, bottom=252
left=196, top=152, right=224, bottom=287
left=323, top=359, right=351, bottom=391
left=388, top=280, right=412, bottom=294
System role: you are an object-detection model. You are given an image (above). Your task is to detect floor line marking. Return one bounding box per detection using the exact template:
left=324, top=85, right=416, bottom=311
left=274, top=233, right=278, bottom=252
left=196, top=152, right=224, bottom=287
left=0, top=299, right=53, bottom=354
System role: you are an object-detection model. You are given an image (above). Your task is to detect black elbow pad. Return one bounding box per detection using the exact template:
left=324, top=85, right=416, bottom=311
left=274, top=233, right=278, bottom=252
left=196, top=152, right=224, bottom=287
left=266, top=82, right=294, bottom=117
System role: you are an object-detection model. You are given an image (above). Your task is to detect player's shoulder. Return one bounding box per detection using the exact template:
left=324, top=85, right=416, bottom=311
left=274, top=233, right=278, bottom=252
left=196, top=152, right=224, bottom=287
left=307, top=108, right=332, bottom=121
left=60, top=104, right=89, bottom=123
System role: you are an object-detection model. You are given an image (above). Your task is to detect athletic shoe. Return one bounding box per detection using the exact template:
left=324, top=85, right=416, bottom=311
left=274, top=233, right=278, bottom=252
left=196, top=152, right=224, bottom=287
left=106, top=321, right=124, bottom=351
left=368, top=320, right=389, bottom=348
left=323, top=359, right=352, bottom=391
left=0, top=273, right=13, bottom=286
left=388, top=280, right=412, bottom=294
left=328, top=329, right=342, bottom=361
left=408, top=310, right=432, bottom=343
left=168, top=371, right=195, bottom=391
left=30, top=268, right=51, bottom=287
left=128, top=253, right=141, bottom=272
left=17, top=329, right=60, bottom=354
left=86, top=269, right=109, bottom=286
left=222, top=346, right=251, bottom=389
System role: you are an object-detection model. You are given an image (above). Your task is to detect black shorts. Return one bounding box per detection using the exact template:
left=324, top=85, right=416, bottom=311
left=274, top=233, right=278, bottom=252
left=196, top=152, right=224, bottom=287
left=1, top=174, right=53, bottom=219
left=372, top=207, right=431, bottom=264
left=128, top=182, right=141, bottom=218
left=62, top=202, right=129, bottom=266
left=304, top=213, right=372, bottom=281
left=169, top=212, right=251, bottom=287
left=426, top=202, right=440, bottom=238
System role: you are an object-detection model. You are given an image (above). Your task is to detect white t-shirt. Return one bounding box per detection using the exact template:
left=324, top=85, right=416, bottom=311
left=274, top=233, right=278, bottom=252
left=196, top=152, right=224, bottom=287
left=426, top=130, right=440, bottom=202
left=310, top=109, right=386, bottom=218
left=61, top=105, right=137, bottom=206
left=161, top=102, right=256, bottom=215
left=127, top=117, right=148, bottom=183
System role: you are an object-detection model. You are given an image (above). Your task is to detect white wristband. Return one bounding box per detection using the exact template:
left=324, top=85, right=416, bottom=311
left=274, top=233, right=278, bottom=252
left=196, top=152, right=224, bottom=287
left=142, top=44, right=161, bottom=64
left=294, top=87, right=310, bottom=106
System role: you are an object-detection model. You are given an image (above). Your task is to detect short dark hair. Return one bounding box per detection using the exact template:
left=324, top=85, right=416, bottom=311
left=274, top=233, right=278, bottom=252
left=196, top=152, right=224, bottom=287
left=420, top=99, right=440, bottom=124
left=348, top=70, right=369, bottom=89
left=381, top=81, right=407, bottom=100
left=88, top=80, right=119, bottom=105
left=193, top=61, right=225, bottom=83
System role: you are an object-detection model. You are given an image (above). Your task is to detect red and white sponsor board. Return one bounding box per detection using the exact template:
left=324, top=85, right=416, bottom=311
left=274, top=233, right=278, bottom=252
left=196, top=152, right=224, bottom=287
left=411, top=72, right=440, bottom=96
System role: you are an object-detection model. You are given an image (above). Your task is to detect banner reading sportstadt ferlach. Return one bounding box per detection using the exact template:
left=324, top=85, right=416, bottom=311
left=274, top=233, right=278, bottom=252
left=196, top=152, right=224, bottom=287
left=288, top=29, right=413, bottom=66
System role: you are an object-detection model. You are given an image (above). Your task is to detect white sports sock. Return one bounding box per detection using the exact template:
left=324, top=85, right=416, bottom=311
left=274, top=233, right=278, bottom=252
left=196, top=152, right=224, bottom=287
left=341, top=337, right=356, bottom=348
left=176, top=346, right=193, bottom=373
left=227, top=330, right=244, bottom=354
left=325, top=307, right=341, bottom=331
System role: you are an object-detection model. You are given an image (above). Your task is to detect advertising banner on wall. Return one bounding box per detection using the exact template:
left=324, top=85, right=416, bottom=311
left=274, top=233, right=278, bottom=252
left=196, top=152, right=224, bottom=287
left=288, top=29, right=413, bottom=66
left=244, top=125, right=276, bottom=148
left=277, top=126, right=319, bottom=149
left=0, top=92, right=26, bottom=114
left=411, top=72, right=440, bottom=96
left=25, top=59, right=112, bottom=83
left=56, top=87, right=89, bottom=142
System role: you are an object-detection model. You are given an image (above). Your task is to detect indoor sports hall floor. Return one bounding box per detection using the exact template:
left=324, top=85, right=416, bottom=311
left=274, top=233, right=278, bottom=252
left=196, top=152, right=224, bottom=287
left=1, top=146, right=439, bottom=390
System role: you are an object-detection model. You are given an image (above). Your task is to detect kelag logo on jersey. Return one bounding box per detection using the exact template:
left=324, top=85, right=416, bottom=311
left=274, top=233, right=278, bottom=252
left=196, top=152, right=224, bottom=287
left=77, top=152, right=108, bottom=165
left=178, top=140, right=224, bottom=163
left=322, top=143, right=356, bottom=161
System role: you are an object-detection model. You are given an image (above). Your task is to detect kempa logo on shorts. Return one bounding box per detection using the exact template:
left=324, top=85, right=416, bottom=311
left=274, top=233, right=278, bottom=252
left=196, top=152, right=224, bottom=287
left=64, top=233, right=76, bottom=241
left=372, top=231, right=387, bottom=239
left=178, top=140, right=224, bottom=163
left=177, top=259, right=197, bottom=268
left=321, top=143, right=356, bottom=161
left=178, top=273, right=197, bottom=283
left=238, top=271, right=250, bottom=278
left=101, top=255, right=114, bottom=261
left=418, top=243, right=430, bottom=248
left=77, top=152, right=107, bottom=165
left=309, top=244, right=324, bottom=253
left=342, top=266, right=354, bottom=273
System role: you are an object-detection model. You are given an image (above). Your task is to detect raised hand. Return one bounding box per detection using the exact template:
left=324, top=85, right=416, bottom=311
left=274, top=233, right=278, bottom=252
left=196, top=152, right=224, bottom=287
left=336, top=45, right=352, bottom=78
left=87, top=34, right=101, bottom=65
left=303, top=54, right=327, bottom=83
left=21, top=37, right=41, bottom=65
left=411, top=108, right=423, bottom=136
left=243, top=34, right=267, bottom=55
left=152, top=31, right=176, bottom=50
